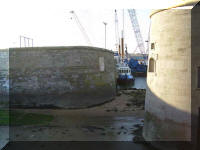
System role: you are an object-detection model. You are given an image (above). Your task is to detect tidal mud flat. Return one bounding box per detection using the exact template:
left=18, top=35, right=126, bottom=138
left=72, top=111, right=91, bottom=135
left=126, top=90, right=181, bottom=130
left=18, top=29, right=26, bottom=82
left=1, top=89, right=155, bottom=150
left=7, top=90, right=145, bottom=141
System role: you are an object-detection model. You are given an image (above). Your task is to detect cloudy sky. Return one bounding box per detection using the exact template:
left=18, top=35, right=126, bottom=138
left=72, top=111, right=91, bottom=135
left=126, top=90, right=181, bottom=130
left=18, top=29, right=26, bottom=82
left=0, top=0, right=192, bottom=53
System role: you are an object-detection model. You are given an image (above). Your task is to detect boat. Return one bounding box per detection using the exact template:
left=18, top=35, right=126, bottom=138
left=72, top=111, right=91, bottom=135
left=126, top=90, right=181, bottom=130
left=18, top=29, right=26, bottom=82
left=113, top=9, right=135, bottom=86
left=128, top=58, right=147, bottom=77
left=116, top=62, right=135, bottom=86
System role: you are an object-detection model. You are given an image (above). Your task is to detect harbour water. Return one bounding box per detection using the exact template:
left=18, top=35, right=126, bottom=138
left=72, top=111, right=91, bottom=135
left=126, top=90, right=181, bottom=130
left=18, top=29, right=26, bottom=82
left=132, top=77, right=147, bottom=89
left=118, top=77, right=147, bottom=90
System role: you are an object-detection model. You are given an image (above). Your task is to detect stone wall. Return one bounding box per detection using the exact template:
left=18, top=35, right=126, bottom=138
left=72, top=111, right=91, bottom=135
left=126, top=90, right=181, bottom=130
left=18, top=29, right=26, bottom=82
left=9, top=46, right=116, bottom=108
left=0, top=49, right=9, bottom=107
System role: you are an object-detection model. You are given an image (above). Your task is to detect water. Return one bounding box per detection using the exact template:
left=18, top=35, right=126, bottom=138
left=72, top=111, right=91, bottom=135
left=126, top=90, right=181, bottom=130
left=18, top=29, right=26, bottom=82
left=132, top=77, right=147, bottom=89
left=118, top=77, right=147, bottom=90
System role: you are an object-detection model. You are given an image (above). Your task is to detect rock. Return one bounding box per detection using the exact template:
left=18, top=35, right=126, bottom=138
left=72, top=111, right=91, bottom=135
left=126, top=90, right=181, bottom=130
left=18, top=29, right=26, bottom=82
left=30, top=134, right=35, bottom=138
left=82, top=126, right=105, bottom=132
left=113, top=108, right=118, bottom=112
left=116, top=92, right=121, bottom=96
left=32, top=130, right=37, bottom=132
left=132, top=125, right=143, bottom=137
left=132, top=135, right=145, bottom=143
left=133, top=124, right=141, bottom=128
left=38, top=128, right=43, bottom=131
left=126, top=103, right=131, bottom=107
left=101, top=133, right=106, bottom=135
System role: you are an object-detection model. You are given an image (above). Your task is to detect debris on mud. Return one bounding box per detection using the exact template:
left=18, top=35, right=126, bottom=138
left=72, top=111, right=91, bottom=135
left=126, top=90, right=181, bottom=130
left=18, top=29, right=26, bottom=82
left=105, top=107, right=118, bottom=112
left=82, top=125, right=105, bottom=132
left=132, top=123, right=145, bottom=143
left=122, top=89, right=146, bottom=108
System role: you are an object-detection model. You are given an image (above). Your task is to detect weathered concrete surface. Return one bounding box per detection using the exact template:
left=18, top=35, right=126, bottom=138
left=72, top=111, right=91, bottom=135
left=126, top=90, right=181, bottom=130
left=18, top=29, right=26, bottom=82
left=0, top=49, right=9, bottom=108
left=144, top=8, right=191, bottom=141
left=191, top=3, right=200, bottom=150
left=0, top=126, right=9, bottom=150
left=9, top=46, right=116, bottom=108
left=144, top=2, right=200, bottom=150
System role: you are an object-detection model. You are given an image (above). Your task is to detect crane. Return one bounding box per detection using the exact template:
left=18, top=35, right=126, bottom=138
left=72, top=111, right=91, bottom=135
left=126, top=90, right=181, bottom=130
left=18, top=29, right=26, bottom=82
left=70, top=11, right=92, bottom=46
left=114, top=10, right=121, bottom=56
left=145, top=21, right=151, bottom=54
left=128, top=9, right=146, bottom=54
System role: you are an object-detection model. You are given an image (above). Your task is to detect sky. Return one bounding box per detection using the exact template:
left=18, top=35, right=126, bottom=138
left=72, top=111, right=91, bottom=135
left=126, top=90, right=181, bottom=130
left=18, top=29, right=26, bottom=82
left=0, top=0, right=194, bottom=53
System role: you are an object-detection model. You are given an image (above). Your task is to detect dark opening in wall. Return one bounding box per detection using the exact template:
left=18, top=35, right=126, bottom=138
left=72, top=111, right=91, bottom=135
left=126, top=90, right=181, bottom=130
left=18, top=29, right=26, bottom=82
left=149, top=58, right=155, bottom=72
left=151, top=43, right=155, bottom=50
left=198, top=67, right=200, bottom=88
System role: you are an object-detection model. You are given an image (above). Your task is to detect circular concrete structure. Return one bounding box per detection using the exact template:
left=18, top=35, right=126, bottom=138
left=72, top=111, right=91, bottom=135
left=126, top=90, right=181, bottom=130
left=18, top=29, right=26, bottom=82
left=9, top=46, right=116, bottom=108
left=143, top=0, right=200, bottom=147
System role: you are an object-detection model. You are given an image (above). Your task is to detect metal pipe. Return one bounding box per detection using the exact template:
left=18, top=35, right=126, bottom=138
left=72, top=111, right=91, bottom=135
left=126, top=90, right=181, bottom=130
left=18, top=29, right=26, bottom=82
left=32, top=39, right=33, bottom=47
left=20, top=36, right=21, bottom=48
left=103, top=22, right=107, bottom=49
left=121, top=30, right=124, bottom=60
left=24, top=37, right=26, bottom=47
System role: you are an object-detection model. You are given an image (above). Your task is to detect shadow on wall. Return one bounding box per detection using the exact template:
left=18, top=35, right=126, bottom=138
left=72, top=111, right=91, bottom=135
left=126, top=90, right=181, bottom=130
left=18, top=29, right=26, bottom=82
left=191, top=3, right=200, bottom=150
left=143, top=3, right=200, bottom=150
left=143, top=86, right=199, bottom=150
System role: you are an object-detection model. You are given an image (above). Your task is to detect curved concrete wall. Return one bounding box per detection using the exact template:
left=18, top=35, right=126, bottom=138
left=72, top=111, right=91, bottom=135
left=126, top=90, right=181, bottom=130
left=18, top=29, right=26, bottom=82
left=191, top=4, right=200, bottom=149
left=144, top=3, right=200, bottom=148
left=143, top=8, right=192, bottom=141
left=9, top=46, right=116, bottom=108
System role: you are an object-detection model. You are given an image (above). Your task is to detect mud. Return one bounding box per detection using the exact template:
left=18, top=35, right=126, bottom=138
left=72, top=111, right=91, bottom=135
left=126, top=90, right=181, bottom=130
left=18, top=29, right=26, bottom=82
left=9, top=90, right=145, bottom=142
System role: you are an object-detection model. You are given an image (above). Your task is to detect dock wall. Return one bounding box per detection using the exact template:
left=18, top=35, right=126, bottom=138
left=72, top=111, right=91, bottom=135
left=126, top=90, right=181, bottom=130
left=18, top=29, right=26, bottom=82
left=8, top=46, right=116, bottom=108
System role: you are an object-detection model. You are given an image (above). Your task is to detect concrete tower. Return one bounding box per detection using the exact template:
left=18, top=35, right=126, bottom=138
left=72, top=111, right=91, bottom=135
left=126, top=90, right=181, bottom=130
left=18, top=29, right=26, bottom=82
left=143, top=0, right=200, bottom=149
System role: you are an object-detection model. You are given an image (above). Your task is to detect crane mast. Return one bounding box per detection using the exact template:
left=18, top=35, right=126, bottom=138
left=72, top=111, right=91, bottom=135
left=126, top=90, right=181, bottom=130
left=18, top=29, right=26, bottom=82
left=70, top=11, right=92, bottom=46
left=114, top=10, right=121, bottom=56
left=121, top=9, right=125, bottom=60
left=145, top=21, right=151, bottom=54
left=128, top=9, right=145, bottom=54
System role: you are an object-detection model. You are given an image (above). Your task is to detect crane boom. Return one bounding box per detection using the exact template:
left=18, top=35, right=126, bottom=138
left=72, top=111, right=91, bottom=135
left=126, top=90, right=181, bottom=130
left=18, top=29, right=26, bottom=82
left=114, top=10, right=121, bottom=56
left=145, top=21, right=151, bottom=54
left=70, top=11, right=92, bottom=46
left=128, top=9, right=145, bottom=54
left=114, top=10, right=120, bottom=47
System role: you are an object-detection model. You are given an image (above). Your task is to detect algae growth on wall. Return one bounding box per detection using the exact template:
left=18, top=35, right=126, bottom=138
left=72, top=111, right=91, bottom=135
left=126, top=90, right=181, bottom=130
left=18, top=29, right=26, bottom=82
left=8, top=46, right=116, bottom=108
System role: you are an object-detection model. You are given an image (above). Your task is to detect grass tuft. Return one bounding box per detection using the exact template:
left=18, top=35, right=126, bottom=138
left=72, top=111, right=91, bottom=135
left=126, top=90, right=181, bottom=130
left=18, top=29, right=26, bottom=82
left=0, top=109, right=54, bottom=126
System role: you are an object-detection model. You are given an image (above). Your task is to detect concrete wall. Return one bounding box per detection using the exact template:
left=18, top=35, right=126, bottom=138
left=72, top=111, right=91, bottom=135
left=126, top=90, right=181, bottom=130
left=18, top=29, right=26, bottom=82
left=0, top=49, right=9, bottom=107
left=191, top=4, right=200, bottom=149
left=143, top=8, right=192, bottom=141
left=144, top=2, right=200, bottom=149
left=9, top=46, right=116, bottom=108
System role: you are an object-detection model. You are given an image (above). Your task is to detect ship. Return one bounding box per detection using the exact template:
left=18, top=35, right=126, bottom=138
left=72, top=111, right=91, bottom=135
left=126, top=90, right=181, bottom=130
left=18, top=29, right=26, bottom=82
left=116, top=62, right=135, bottom=86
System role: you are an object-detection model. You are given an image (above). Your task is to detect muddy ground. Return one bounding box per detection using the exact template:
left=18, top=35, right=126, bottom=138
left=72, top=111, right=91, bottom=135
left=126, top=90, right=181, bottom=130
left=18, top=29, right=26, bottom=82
left=8, top=90, right=146, bottom=142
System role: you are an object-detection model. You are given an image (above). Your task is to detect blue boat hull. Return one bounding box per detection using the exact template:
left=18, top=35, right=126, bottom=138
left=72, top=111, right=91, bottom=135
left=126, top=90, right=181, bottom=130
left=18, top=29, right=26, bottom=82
left=117, top=78, right=134, bottom=86
left=117, top=74, right=135, bottom=86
